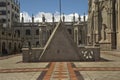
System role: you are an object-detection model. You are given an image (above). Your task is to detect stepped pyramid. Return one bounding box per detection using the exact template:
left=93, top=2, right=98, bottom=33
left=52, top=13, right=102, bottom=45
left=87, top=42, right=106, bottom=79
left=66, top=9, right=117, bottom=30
left=39, top=21, right=81, bottom=61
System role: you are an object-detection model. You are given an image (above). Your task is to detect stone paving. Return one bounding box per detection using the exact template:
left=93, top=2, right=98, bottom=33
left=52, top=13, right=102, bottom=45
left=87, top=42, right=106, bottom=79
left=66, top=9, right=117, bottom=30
left=0, top=51, right=120, bottom=80
left=73, top=51, right=120, bottom=80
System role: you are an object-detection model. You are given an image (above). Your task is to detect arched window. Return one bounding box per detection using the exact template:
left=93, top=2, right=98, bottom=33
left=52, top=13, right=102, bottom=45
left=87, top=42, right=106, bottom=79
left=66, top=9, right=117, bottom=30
left=18, top=43, right=21, bottom=48
left=36, top=41, right=39, bottom=47
left=9, top=42, right=12, bottom=49
left=36, top=29, right=39, bottom=35
left=26, top=29, right=31, bottom=35
left=67, top=29, right=72, bottom=35
left=15, top=30, right=20, bottom=37
left=2, top=42, right=8, bottom=54
left=17, top=30, right=20, bottom=37
left=14, top=43, right=17, bottom=52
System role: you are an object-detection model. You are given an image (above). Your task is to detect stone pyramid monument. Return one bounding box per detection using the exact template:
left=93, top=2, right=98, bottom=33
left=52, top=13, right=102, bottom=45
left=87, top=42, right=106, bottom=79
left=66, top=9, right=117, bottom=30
left=39, top=21, right=81, bottom=61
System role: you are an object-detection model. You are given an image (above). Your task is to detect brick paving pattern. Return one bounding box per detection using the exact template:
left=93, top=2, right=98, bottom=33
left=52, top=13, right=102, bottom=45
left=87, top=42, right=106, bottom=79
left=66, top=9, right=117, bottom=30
left=0, top=51, right=120, bottom=80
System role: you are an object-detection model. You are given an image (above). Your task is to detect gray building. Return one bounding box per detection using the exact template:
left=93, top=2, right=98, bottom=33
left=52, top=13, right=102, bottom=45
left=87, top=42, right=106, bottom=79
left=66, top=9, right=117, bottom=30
left=0, top=0, right=21, bottom=56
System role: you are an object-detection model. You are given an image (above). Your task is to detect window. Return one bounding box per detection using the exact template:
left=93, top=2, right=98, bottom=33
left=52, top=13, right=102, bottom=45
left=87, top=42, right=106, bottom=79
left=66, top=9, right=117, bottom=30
left=8, top=33, right=11, bottom=36
left=12, top=4, right=14, bottom=9
left=16, top=30, right=20, bottom=37
left=28, top=42, right=31, bottom=47
left=0, top=19, right=6, bottom=23
left=0, top=11, right=6, bottom=15
left=9, top=43, right=11, bottom=49
left=36, top=29, right=39, bottom=35
left=67, top=29, right=72, bottom=35
left=8, top=19, right=10, bottom=22
left=0, top=2, right=6, bottom=7
left=18, top=43, right=21, bottom=48
left=36, top=41, right=39, bottom=47
left=8, top=2, right=10, bottom=5
left=8, top=10, right=10, bottom=14
left=2, top=32, right=5, bottom=35
left=26, top=29, right=31, bottom=35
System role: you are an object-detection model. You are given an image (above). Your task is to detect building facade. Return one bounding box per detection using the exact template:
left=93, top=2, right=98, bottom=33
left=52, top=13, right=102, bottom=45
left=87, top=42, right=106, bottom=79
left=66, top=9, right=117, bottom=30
left=0, top=0, right=21, bottom=56
left=0, top=0, right=20, bottom=28
left=88, top=0, right=119, bottom=50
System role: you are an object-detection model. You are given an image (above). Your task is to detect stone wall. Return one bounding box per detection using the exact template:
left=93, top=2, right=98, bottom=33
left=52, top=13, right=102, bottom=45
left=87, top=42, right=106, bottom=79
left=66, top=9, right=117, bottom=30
left=22, top=48, right=43, bottom=62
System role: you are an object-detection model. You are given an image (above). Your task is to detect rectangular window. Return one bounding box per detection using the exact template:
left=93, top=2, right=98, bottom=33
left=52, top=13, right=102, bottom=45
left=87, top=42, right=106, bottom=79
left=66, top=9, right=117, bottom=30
left=0, top=2, right=6, bottom=7
left=0, top=11, right=6, bottom=15
left=26, top=29, right=31, bottom=35
left=0, top=19, right=6, bottom=23
left=8, top=10, right=10, bottom=14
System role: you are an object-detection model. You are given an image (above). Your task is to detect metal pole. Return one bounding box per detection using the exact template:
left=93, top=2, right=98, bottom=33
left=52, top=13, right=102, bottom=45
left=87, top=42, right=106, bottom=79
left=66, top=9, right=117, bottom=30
left=59, top=0, right=61, bottom=20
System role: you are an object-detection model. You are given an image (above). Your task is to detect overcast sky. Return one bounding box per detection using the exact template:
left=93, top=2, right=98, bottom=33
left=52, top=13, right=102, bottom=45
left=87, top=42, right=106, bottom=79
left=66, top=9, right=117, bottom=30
left=20, top=0, right=88, bottom=22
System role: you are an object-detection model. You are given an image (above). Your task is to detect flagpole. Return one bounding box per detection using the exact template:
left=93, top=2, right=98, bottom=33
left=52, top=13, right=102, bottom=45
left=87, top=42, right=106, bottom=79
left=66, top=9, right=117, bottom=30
left=59, top=0, right=61, bottom=20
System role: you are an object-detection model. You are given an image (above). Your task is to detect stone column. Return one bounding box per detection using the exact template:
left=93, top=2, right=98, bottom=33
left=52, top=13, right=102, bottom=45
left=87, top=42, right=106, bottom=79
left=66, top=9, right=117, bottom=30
left=0, top=30, right=1, bottom=56
left=117, top=0, right=120, bottom=50
left=94, top=1, right=99, bottom=45
left=31, top=15, right=34, bottom=47
left=39, top=28, right=43, bottom=47
left=73, top=24, right=79, bottom=45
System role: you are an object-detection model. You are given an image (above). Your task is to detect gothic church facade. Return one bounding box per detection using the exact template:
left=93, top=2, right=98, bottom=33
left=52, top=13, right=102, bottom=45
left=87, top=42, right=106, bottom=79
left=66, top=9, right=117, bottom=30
left=87, top=0, right=120, bottom=50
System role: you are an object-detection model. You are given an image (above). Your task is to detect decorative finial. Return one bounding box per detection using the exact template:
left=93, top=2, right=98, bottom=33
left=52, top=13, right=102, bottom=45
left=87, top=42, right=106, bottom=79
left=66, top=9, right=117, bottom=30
left=32, top=14, right=34, bottom=23
left=62, top=13, right=65, bottom=22
left=78, top=14, right=81, bottom=22
left=73, top=13, right=75, bottom=22
left=52, top=13, right=55, bottom=23
left=84, top=13, right=86, bottom=22
left=22, top=14, right=24, bottom=23
left=42, top=14, right=45, bottom=22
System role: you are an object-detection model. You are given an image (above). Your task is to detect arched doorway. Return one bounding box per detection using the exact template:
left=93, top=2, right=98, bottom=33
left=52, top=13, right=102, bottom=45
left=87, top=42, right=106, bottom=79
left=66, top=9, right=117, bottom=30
left=8, top=42, right=12, bottom=54
left=2, top=42, right=8, bottom=55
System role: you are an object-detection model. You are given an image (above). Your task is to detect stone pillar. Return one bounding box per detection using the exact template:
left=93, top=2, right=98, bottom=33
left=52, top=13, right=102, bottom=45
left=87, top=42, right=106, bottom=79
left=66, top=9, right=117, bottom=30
left=39, top=28, right=43, bottom=47
left=31, top=14, right=34, bottom=47
left=94, top=1, right=99, bottom=45
left=110, top=0, right=117, bottom=49
left=87, top=18, right=91, bottom=45
left=117, top=0, right=120, bottom=50
left=73, top=24, right=79, bottom=45
left=20, top=14, right=24, bottom=49
left=107, top=8, right=111, bottom=42
left=0, top=33, right=1, bottom=56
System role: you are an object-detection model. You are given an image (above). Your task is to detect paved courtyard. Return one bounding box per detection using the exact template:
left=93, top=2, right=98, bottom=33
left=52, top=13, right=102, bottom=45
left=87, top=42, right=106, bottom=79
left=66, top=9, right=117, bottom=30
left=0, top=51, right=120, bottom=80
